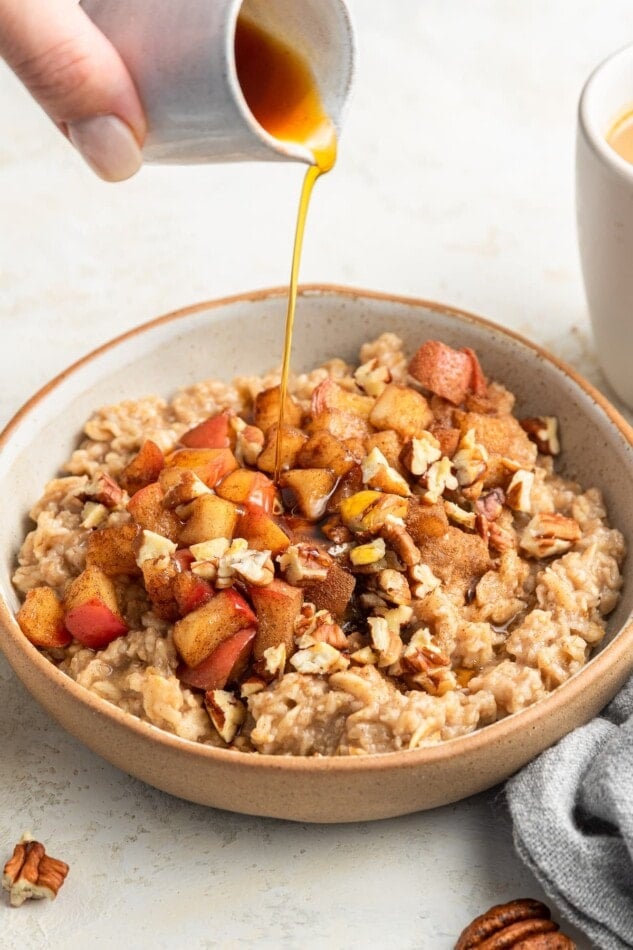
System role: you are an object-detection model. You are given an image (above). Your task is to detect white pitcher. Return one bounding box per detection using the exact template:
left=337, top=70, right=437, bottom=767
left=81, top=0, right=355, bottom=166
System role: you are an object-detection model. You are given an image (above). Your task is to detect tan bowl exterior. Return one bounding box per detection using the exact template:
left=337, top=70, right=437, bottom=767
left=2, top=285, right=633, bottom=823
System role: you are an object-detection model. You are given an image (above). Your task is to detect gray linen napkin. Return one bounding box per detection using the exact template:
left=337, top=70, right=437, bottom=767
left=506, top=678, right=633, bottom=950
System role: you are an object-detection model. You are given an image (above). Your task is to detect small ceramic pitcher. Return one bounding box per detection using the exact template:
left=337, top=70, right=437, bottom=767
left=577, top=43, right=633, bottom=407
left=80, top=0, right=355, bottom=165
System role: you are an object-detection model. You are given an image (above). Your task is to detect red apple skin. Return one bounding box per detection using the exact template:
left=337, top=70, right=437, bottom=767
left=178, top=627, right=257, bottom=690
left=245, top=475, right=277, bottom=514
left=181, top=412, right=232, bottom=449
left=174, top=548, right=195, bottom=572
left=64, top=599, right=129, bottom=649
left=173, top=572, right=214, bottom=615
left=172, top=588, right=258, bottom=667
left=216, top=470, right=277, bottom=514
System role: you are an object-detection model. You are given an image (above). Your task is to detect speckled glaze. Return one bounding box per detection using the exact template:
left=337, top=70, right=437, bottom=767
left=1, top=286, right=633, bottom=823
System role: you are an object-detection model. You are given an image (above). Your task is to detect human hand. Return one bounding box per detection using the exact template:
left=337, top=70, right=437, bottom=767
left=0, top=0, right=146, bottom=181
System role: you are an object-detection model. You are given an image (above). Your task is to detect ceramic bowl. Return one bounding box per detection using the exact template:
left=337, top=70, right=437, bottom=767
left=1, top=286, right=633, bottom=823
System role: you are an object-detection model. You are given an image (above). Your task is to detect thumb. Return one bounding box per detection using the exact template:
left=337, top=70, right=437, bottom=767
left=0, top=0, right=146, bottom=181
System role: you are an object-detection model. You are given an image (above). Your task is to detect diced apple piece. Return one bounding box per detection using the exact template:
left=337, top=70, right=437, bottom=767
left=311, top=378, right=375, bottom=419
left=308, top=408, right=370, bottom=443
left=127, top=482, right=181, bottom=542
left=164, top=448, right=238, bottom=488
left=408, top=340, right=482, bottom=405
left=325, top=464, right=364, bottom=514
left=428, top=424, right=461, bottom=459
left=86, top=522, right=142, bottom=576
left=172, top=589, right=257, bottom=667
left=249, top=579, right=303, bottom=660
left=406, top=500, right=449, bottom=542
left=256, top=424, right=308, bottom=474
left=178, top=627, right=256, bottom=690
left=16, top=587, right=71, bottom=648
left=459, top=412, right=538, bottom=471
left=140, top=557, right=180, bottom=621
left=296, top=430, right=359, bottom=476
left=215, top=469, right=277, bottom=513
left=119, top=440, right=165, bottom=494
left=236, top=506, right=291, bottom=555
left=63, top=566, right=128, bottom=649
left=180, top=411, right=233, bottom=449
left=365, top=430, right=405, bottom=471
left=280, top=468, right=337, bottom=520
left=253, top=385, right=302, bottom=433
left=178, top=494, right=238, bottom=546
left=301, top=562, right=355, bottom=621
left=158, top=468, right=211, bottom=508
left=173, top=571, right=214, bottom=615
left=416, top=526, right=491, bottom=597
left=369, top=384, right=433, bottom=440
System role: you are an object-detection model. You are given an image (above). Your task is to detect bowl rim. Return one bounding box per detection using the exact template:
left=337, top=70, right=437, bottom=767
left=2, top=282, right=633, bottom=775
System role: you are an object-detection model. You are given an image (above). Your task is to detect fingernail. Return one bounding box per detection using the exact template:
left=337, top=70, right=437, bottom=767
left=68, top=115, right=142, bottom=182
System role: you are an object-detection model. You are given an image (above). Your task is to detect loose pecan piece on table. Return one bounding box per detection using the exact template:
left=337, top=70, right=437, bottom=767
left=454, top=897, right=576, bottom=949
left=2, top=835, right=69, bottom=907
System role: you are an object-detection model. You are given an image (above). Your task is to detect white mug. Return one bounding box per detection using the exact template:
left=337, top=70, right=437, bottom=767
left=577, top=43, right=633, bottom=407
left=81, top=0, right=355, bottom=165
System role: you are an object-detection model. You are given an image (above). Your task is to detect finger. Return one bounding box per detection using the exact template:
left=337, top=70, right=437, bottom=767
left=0, top=0, right=146, bottom=181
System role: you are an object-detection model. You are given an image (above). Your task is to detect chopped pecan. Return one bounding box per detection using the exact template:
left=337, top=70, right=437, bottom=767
left=488, top=521, right=517, bottom=553
left=506, top=470, right=534, bottom=513
left=380, top=520, right=421, bottom=566
left=361, top=447, right=411, bottom=497
left=402, top=628, right=449, bottom=674
left=444, top=501, right=476, bottom=530
left=278, top=543, right=332, bottom=584
left=423, top=457, right=459, bottom=503
left=367, top=615, right=403, bottom=667
left=290, top=641, right=349, bottom=674
left=78, top=471, right=125, bottom=509
left=320, top=516, right=352, bottom=544
left=376, top=568, right=412, bottom=605
left=454, top=897, right=575, bottom=949
left=400, top=432, right=442, bottom=476
left=520, top=513, right=581, bottom=559
left=3, top=836, right=69, bottom=907
left=521, top=416, right=560, bottom=456
left=452, top=429, right=489, bottom=488
left=205, top=690, right=246, bottom=743
left=354, top=357, right=391, bottom=397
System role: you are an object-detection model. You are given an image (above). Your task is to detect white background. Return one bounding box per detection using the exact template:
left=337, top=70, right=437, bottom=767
left=2, top=2, right=633, bottom=947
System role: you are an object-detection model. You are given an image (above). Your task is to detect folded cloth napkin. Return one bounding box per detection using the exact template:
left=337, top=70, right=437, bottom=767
left=506, top=678, right=633, bottom=950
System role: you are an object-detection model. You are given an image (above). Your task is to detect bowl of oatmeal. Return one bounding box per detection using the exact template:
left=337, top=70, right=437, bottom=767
left=1, top=286, right=632, bottom=822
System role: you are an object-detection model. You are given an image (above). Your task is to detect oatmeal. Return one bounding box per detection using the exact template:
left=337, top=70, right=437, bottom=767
left=12, top=334, right=625, bottom=756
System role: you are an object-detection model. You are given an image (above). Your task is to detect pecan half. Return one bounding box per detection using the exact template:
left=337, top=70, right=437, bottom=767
left=3, top=836, right=69, bottom=907
left=520, top=417, right=560, bottom=455
left=454, top=898, right=575, bottom=950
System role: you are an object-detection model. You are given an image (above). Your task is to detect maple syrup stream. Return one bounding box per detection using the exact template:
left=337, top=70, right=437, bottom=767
left=234, top=16, right=338, bottom=483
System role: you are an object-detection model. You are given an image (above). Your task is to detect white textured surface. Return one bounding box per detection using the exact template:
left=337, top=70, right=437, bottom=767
left=1, top=1, right=632, bottom=946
